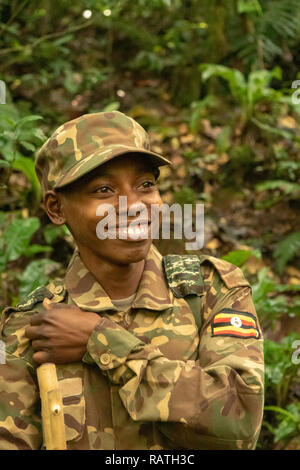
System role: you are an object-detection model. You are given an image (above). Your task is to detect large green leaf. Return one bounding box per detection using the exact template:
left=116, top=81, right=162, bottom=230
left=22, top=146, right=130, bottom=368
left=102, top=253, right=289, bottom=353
left=23, top=244, right=52, bottom=257
left=18, top=259, right=60, bottom=300
left=15, top=115, right=43, bottom=129
left=222, top=249, right=255, bottom=267
left=200, top=64, right=247, bottom=107
left=247, top=68, right=282, bottom=107
left=12, top=156, right=42, bottom=203
left=237, top=0, right=262, bottom=14
left=3, top=217, right=40, bottom=262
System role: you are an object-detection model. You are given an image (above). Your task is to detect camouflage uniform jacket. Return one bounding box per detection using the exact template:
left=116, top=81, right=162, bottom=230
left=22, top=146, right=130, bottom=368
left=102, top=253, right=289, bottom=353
left=0, top=245, right=264, bottom=450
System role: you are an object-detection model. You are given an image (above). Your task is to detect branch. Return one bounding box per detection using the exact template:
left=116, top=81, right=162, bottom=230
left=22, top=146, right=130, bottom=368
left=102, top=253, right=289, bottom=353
left=0, top=20, right=93, bottom=57
left=0, top=0, right=30, bottom=34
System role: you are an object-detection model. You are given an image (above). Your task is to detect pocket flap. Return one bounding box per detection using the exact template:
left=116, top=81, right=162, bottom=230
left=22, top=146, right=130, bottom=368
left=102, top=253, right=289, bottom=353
left=58, top=377, right=85, bottom=443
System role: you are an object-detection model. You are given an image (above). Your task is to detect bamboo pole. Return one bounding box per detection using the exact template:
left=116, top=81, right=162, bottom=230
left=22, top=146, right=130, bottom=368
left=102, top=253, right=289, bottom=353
left=37, top=363, right=67, bottom=450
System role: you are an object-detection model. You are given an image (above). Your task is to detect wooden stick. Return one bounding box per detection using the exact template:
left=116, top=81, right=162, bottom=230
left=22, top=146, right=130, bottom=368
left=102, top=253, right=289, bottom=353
left=37, top=363, right=67, bottom=450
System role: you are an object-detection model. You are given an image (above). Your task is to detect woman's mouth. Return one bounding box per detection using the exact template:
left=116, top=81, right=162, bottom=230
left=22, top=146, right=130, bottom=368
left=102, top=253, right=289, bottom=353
left=118, top=223, right=149, bottom=239
left=106, top=220, right=151, bottom=240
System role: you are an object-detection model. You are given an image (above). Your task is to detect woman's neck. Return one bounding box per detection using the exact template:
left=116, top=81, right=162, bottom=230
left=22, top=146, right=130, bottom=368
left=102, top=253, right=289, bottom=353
left=76, top=246, right=145, bottom=300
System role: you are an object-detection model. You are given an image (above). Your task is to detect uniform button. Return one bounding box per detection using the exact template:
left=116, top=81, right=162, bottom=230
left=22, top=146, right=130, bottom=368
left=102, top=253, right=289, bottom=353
left=100, top=353, right=111, bottom=365
left=53, top=285, right=63, bottom=295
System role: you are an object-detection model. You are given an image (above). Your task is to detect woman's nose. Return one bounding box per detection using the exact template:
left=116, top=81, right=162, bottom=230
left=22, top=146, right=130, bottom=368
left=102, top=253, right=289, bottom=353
left=117, top=187, right=147, bottom=218
left=119, top=185, right=140, bottom=206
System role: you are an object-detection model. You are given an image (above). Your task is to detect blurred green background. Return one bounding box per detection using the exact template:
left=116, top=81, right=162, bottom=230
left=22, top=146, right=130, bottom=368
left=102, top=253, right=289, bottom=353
left=0, top=0, right=300, bottom=449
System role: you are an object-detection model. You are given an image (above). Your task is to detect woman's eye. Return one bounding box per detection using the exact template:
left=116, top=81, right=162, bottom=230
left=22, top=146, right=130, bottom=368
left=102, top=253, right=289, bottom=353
left=95, top=186, right=112, bottom=193
left=140, top=181, right=155, bottom=189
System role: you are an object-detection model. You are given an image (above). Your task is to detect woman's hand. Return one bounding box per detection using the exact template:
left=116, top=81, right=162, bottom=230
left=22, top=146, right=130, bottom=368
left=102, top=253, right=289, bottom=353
left=25, top=298, right=101, bottom=364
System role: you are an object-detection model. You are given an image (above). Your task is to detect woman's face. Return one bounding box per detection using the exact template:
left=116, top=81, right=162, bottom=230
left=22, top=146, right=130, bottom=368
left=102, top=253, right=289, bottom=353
left=49, top=154, right=163, bottom=265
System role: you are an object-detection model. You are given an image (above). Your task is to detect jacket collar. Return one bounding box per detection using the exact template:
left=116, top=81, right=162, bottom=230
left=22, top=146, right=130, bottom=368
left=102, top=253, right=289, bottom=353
left=65, top=244, right=174, bottom=313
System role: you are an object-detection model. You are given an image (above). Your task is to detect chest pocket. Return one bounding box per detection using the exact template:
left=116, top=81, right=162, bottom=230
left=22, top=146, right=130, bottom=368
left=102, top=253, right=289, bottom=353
left=58, top=377, right=86, bottom=442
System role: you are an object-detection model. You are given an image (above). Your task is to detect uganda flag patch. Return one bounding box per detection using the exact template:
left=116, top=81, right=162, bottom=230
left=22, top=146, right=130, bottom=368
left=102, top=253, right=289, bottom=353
left=211, top=308, right=260, bottom=339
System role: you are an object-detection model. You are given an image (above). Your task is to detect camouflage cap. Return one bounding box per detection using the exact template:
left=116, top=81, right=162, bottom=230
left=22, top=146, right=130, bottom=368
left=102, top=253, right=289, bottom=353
left=35, top=111, right=171, bottom=193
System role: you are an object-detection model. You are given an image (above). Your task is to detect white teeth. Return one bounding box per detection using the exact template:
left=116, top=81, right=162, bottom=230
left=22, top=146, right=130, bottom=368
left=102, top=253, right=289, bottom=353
left=118, top=224, right=149, bottom=239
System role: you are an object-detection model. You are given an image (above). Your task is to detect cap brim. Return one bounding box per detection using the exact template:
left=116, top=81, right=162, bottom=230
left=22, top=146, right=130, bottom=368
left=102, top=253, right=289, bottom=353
left=54, top=145, right=172, bottom=189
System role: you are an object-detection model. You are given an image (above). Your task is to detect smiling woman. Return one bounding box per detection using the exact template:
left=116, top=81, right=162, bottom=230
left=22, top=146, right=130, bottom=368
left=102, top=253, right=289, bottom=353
left=0, top=111, right=264, bottom=451
left=48, top=153, right=163, bottom=297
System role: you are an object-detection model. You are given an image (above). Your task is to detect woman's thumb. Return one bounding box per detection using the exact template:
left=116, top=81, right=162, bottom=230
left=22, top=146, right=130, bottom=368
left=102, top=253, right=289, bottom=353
left=43, top=297, right=52, bottom=309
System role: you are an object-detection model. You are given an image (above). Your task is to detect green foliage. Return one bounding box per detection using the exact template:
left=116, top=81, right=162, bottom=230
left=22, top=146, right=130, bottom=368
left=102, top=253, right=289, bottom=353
left=189, top=96, right=217, bottom=133
left=18, top=258, right=60, bottom=300
left=273, top=232, right=300, bottom=274
left=255, top=181, right=300, bottom=208
left=173, top=187, right=198, bottom=205
left=264, top=403, right=300, bottom=444
left=0, top=216, right=52, bottom=273
left=237, top=0, right=262, bottom=14
left=234, top=0, right=300, bottom=69
left=200, top=64, right=285, bottom=123
left=1, top=0, right=299, bottom=108
left=0, top=103, right=46, bottom=203
left=264, top=334, right=300, bottom=407
left=261, top=334, right=300, bottom=447
left=43, top=224, right=71, bottom=245
left=252, top=268, right=300, bottom=328
left=222, top=249, right=260, bottom=267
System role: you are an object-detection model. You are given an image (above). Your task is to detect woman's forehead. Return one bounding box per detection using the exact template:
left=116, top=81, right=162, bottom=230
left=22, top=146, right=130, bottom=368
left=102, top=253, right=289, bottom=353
left=88, top=154, right=155, bottom=179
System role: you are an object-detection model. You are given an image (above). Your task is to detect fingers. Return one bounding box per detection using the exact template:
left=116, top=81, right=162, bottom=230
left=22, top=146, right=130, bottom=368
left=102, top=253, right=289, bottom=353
left=26, top=312, right=49, bottom=338
left=29, top=313, right=44, bottom=326
left=31, top=339, right=49, bottom=351
left=32, top=350, right=51, bottom=364
left=25, top=325, right=39, bottom=339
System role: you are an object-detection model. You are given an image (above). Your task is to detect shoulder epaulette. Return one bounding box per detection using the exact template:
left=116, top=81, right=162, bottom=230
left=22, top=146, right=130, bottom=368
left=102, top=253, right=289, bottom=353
left=16, top=286, right=54, bottom=311
left=162, top=254, right=204, bottom=330
left=4, top=279, right=66, bottom=316
left=162, top=254, right=204, bottom=298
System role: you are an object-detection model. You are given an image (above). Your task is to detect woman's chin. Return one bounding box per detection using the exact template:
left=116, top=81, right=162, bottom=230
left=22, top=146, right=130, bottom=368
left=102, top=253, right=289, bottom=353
left=93, top=237, right=152, bottom=265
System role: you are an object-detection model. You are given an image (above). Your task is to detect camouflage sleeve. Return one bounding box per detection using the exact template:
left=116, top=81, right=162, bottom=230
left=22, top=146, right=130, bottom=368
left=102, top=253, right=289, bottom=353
left=0, top=309, right=42, bottom=450
left=83, top=272, right=264, bottom=450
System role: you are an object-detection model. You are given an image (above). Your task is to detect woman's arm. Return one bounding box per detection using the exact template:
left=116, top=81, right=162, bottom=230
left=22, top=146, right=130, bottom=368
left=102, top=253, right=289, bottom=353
left=83, top=277, right=264, bottom=450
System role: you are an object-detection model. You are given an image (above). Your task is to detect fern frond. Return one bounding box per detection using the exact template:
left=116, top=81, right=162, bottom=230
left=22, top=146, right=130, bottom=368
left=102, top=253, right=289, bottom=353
left=273, top=232, right=300, bottom=273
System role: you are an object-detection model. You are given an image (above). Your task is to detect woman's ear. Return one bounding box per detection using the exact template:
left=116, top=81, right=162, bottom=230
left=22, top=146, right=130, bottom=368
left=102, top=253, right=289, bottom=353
left=44, top=190, right=66, bottom=225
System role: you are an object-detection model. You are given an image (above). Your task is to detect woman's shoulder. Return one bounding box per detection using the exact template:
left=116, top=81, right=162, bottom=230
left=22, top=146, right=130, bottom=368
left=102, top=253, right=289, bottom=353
left=162, top=252, right=250, bottom=296
left=1, top=280, right=67, bottom=362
